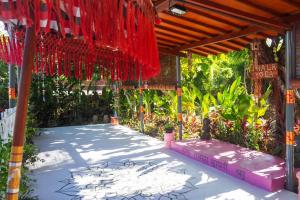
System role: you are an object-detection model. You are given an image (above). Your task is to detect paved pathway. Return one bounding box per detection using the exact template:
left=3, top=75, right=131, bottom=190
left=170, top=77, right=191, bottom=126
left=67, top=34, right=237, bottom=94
left=30, top=124, right=298, bottom=200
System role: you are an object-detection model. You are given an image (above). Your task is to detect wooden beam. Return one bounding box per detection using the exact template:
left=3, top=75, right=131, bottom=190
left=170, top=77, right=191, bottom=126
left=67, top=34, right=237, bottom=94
left=190, top=48, right=211, bottom=56
left=156, top=31, right=190, bottom=42
left=226, top=40, right=247, bottom=49
left=190, top=49, right=209, bottom=57
left=213, top=43, right=241, bottom=51
left=155, top=0, right=176, bottom=12
left=177, top=26, right=262, bottom=50
left=184, top=0, right=289, bottom=31
left=159, top=47, right=187, bottom=57
left=201, top=44, right=226, bottom=54
left=198, top=46, right=222, bottom=54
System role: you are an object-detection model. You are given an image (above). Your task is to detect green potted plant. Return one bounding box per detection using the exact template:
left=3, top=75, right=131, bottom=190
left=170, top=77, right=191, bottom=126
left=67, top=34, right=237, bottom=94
left=164, top=122, right=174, bottom=134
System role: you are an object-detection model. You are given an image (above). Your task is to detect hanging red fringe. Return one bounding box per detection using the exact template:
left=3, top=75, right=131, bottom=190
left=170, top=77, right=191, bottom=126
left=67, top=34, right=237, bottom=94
left=0, top=0, right=160, bottom=81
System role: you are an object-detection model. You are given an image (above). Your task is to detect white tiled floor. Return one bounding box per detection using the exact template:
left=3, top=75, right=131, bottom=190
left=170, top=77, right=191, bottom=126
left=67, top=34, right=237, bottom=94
left=30, top=124, right=297, bottom=200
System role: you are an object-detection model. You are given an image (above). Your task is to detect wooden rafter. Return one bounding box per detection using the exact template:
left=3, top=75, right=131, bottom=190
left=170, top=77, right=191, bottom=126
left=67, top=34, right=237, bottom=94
left=185, top=0, right=289, bottom=31
left=177, top=26, right=262, bottom=51
left=191, top=48, right=214, bottom=56
left=213, top=43, right=240, bottom=51
left=159, top=47, right=187, bottom=57
left=201, top=44, right=232, bottom=54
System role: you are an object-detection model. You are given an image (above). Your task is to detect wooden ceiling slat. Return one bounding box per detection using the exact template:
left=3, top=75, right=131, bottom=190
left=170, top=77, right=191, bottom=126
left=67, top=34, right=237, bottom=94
left=185, top=5, right=243, bottom=30
left=155, top=28, right=194, bottom=41
left=185, top=0, right=289, bottom=31
left=236, top=0, right=281, bottom=17
left=157, top=39, right=177, bottom=47
left=157, top=44, right=173, bottom=49
left=190, top=49, right=210, bottom=57
left=177, top=26, right=262, bottom=51
left=156, top=32, right=190, bottom=42
left=155, top=25, right=204, bottom=40
left=197, top=46, right=220, bottom=55
left=176, top=5, right=263, bottom=43
left=202, top=45, right=229, bottom=53
left=156, top=35, right=185, bottom=45
left=159, top=47, right=187, bottom=57
left=223, top=40, right=246, bottom=49
left=161, top=11, right=229, bottom=34
left=161, top=18, right=216, bottom=37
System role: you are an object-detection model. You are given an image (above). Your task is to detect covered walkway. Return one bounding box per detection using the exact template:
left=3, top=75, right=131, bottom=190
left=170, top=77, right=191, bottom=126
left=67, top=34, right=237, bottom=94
left=29, top=124, right=297, bottom=200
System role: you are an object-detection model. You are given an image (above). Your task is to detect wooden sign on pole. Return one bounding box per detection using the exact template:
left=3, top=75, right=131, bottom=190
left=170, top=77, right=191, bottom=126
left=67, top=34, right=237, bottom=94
left=251, top=63, right=278, bottom=80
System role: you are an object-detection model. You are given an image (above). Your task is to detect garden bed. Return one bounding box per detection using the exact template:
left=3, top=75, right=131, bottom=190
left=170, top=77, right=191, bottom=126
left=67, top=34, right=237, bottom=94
left=169, top=139, right=285, bottom=192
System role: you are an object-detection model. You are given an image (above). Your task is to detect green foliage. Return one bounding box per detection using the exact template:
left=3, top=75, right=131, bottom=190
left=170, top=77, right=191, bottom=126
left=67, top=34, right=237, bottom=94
left=30, top=74, right=113, bottom=127
left=164, top=122, right=174, bottom=133
left=119, top=49, right=277, bottom=154
left=0, top=113, right=39, bottom=200
left=0, top=61, right=10, bottom=109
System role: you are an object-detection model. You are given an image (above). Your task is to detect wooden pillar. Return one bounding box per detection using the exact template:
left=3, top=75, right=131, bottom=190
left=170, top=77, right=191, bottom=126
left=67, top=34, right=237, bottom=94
left=113, top=82, right=118, bottom=118
left=176, top=56, right=183, bottom=140
left=8, top=63, right=16, bottom=108
left=285, top=30, right=295, bottom=191
left=8, top=27, right=17, bottom=108
left=139, top=72, right=144, bottom=133
left=6, top=26, right=35, bottom=200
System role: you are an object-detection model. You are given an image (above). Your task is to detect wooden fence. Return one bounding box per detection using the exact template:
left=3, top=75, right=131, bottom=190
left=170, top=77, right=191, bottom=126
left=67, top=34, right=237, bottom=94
left=0, top=107, right=16, bottom=143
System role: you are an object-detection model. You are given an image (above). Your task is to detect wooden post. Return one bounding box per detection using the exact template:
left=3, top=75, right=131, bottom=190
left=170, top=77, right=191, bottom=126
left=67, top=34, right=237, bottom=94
left=6, top=26, right=35, bottom=200
left=139, top=72, right=144, bottom=133
left=285, top=30, right=295, bottom=191
left=176, top=56, right=183, bottom=140
left=8, top=63, right=16, bottom=108
left=8, top=27, right=17, bottom=108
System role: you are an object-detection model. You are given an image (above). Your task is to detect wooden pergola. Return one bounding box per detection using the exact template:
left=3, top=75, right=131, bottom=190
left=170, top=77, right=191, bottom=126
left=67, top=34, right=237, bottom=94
left=2, top=1, right=300, bottom=199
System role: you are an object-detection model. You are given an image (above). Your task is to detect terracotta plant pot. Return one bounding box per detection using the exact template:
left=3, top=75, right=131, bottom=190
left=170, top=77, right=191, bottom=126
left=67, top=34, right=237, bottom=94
left=111, top=117, right=119, bottom=125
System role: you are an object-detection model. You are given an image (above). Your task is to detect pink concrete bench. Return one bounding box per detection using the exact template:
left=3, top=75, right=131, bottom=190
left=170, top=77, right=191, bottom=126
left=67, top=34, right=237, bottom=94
left=168, top=139, right=285, bottom=192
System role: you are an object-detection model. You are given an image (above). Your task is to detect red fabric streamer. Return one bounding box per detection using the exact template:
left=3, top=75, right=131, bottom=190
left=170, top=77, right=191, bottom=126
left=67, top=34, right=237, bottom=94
left=1, top=0, right=160, bottom=81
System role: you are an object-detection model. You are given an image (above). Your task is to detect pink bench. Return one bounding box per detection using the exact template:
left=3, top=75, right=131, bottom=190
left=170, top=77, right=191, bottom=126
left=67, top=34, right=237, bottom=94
left=167, top=139, right=285, bottom=192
